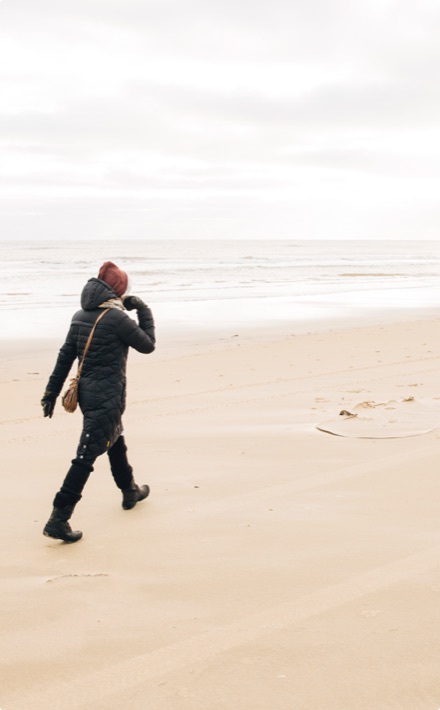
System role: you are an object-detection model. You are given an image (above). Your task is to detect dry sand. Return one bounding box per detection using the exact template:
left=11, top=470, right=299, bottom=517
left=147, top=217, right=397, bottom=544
left=1, top=315, right=440, bottom=709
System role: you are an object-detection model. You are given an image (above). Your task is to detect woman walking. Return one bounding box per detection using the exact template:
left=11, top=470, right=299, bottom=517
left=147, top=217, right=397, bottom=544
left=41, top=261, right=156, bottom=543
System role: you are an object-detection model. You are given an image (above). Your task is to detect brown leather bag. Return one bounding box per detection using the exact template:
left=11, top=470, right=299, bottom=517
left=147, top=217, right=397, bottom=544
left=62, top=309, right=109, bottom=413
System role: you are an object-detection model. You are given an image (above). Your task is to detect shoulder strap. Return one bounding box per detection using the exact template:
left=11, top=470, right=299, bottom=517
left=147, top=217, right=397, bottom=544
left=77, top=308, right=110, bottom=378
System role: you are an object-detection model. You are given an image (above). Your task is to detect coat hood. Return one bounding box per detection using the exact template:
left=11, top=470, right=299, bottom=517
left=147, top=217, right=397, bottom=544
left=80, top=278, right=117, bottom=310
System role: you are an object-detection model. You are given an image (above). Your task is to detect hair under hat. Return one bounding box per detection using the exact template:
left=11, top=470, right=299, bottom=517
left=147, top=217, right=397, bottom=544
left=98, top=261, right=129, bottom=297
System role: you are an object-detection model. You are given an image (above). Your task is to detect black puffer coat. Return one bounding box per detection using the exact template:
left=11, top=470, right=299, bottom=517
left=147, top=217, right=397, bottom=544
left=45, top=278, right=155, bottom=463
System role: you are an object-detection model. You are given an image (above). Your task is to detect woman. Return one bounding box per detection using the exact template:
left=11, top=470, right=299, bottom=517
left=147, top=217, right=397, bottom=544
left=41, top=261, right=156, bottom=543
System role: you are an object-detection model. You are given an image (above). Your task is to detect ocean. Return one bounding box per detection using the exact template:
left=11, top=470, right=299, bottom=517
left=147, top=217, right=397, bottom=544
left=1, top=239, right=440, bottom=341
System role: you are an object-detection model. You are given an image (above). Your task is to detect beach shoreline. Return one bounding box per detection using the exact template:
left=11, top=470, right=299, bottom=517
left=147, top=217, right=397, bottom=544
left=2, top=300, right=439, bottom=362
left=2, top=310, right=440, bottom=709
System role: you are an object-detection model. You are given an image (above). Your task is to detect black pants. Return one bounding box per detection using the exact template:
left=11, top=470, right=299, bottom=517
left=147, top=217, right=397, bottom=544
left=53, top=435, right=133, bottom=508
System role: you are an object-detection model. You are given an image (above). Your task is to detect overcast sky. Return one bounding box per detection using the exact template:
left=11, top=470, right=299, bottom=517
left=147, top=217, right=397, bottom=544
left=1, top=0, right=440, bottom=241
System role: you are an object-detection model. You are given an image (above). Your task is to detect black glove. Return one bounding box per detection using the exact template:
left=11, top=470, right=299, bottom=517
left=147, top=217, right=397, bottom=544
left=41, top=391, right=56, bottom=418
left=123, top=295, right=146, bottom=311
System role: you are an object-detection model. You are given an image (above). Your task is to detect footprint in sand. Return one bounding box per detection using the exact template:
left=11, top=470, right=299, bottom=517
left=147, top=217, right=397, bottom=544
left=46, top=573, right=109, bottom=583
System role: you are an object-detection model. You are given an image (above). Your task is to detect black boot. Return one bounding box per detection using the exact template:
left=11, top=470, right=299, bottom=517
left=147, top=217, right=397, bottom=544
left=122, top=481, right=150, bottom=510
left=43, top=506, right=83, bottom=543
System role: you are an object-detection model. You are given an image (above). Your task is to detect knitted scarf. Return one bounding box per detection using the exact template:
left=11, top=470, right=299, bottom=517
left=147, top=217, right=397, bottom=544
left=99, top=298, right=125, bottom=311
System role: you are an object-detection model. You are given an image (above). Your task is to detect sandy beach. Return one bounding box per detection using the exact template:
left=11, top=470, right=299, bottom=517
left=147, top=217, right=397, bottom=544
left=1, top=313, right=440, bottom=710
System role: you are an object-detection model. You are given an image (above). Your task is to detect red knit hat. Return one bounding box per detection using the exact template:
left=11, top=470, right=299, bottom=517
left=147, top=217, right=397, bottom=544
left=98, top=261, right=129, bottom=297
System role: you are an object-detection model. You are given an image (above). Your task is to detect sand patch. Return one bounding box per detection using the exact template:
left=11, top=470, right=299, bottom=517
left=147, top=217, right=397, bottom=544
left=317, top=397, right=440, bottom=438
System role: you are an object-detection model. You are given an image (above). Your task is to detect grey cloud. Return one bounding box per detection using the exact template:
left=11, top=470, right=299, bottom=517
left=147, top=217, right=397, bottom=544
left=282, top=147, right=440, bottom=179
left=141, top=76, right=440, bottom=129
left=1, top=0, right=440, bottom=239
left=7, top=0, right=440, bottom=66
left=1, top=74, right=439, bottom=188
left=2, top=71, right=439, bottom=151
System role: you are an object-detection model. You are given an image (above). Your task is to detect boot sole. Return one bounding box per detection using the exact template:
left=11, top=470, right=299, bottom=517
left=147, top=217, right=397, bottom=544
left=43, top=528, right=83, bottom=543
